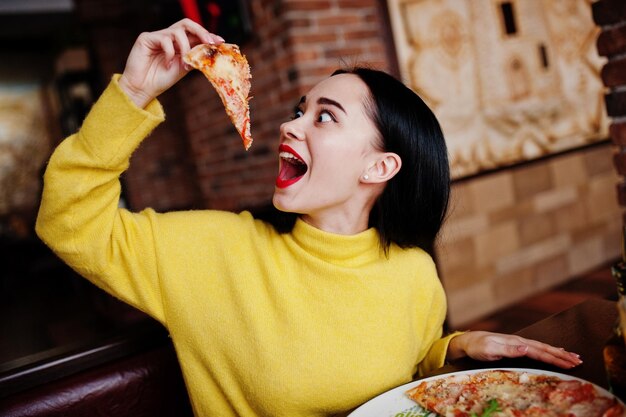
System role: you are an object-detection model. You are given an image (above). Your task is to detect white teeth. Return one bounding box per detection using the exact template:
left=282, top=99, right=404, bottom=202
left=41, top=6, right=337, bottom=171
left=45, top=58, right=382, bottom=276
left=279, top=151, right=304, bottom=164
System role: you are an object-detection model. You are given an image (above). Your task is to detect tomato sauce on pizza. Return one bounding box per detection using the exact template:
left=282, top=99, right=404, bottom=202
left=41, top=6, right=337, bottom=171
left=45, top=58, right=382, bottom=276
left=406, top=370, right=624, bottom=417
left=184, top=43, right=253, bottom=150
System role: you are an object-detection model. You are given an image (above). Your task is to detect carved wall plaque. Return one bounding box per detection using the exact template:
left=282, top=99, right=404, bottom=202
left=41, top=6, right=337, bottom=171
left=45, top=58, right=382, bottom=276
left=387, top=0, right=607, bottom=178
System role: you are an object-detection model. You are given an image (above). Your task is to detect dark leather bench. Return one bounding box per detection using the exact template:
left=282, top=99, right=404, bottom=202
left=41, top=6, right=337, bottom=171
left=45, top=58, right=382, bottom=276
left=0, top=344, right=193, bottom=417
left=1, top=238, right=194, bottom=417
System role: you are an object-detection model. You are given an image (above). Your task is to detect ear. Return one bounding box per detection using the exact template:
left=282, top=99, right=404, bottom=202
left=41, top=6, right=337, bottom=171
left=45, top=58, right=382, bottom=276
left=362, top=152, right=402, bottom=184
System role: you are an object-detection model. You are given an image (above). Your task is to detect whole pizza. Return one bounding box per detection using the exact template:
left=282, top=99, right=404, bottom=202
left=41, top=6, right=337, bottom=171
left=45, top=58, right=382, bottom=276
left=406, top=369, right=624, bottom=417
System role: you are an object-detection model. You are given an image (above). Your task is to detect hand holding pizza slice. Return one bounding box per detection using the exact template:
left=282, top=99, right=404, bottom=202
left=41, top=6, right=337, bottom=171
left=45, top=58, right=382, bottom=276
left=184, top=43, right=253, bottom=150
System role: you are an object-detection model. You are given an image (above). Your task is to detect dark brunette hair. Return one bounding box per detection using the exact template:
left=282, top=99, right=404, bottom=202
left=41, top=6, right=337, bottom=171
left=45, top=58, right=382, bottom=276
left=257, top=67, right=450, bottom=255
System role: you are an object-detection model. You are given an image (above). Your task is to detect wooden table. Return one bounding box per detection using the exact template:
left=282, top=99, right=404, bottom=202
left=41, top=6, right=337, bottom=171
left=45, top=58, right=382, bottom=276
left=430, top=298, right=617, bottom=390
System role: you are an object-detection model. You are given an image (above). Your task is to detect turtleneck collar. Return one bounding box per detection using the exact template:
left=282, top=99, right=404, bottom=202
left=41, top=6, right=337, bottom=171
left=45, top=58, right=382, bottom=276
left=289, top=218, right=383, bottom=267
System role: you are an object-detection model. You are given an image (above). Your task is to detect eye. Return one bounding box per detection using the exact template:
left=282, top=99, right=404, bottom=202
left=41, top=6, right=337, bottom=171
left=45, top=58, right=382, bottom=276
left=318, top=110, right=335, bottom=123
left=292, top=108, right=304, bottom=120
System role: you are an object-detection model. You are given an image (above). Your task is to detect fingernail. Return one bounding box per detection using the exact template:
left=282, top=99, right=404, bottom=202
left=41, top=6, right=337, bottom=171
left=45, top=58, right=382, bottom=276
left=217, top=36, right=225, bottom=42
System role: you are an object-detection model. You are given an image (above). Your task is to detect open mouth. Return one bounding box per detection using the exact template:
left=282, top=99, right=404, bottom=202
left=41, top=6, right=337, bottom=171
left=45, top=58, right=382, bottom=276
left=276, top=144, right=308, bottom=188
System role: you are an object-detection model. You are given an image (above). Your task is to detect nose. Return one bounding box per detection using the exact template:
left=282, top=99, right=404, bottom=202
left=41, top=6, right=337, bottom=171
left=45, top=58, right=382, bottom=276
left=280, top=118, right=304, bottom=141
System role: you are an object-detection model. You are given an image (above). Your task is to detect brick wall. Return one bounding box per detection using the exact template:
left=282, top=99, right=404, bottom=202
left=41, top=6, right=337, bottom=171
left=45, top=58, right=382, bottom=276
left=593, top=0, right=626, bottom=220
left=178, top=0, right=394, bottom=211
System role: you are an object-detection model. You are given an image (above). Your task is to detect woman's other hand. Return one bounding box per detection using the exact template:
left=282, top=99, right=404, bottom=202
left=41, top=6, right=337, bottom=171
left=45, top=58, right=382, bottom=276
left=118, top=18, right=224, bottom=108
left=447, top=331, right=583, bottom=369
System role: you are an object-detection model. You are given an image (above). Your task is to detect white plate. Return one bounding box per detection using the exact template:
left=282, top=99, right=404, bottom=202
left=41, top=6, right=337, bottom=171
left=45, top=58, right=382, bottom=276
left=348, top=368, right=625, bottom=417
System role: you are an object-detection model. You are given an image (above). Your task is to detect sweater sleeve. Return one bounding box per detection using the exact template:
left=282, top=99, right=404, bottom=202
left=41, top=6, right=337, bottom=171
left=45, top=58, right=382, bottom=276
left=35, top=75, right=168, bottom=324
left=417, top=331, right=465, bottom=376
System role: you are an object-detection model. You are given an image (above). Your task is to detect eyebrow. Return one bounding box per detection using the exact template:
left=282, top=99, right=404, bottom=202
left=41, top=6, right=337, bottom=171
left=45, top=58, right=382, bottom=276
left=298, top=96, right=347, bottom=115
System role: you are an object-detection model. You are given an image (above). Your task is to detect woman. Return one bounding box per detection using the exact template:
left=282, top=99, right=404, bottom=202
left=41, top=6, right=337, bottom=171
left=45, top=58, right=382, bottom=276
left=36, top=19, right=580, bottom=417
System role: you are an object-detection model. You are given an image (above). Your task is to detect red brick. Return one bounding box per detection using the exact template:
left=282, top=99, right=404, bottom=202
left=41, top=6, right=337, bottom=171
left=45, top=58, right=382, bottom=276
left=592, top=0, right=626, bottom=26
left=283, top=0, right=333, bottom=12
left=317, top=15, right=362, bottom=26
left=336, top=0, right=377, bottom=9
left=365, top=42, right=386, bottom=54
left=289, top=18, right=312, bottom=28
left=618, top=182, right=626, bottom=206
left=279, top=85, right=303, bottom=102
left=611, top=122, right=626, bottom=146
left=291, top=49, right=321, bottom=62
left=597, top=24, right=626, bottom=57
left=290, top=33, right=337, bottom=44
left=605, top=90, right=626, bottom=117
left=324, top=46, right=366, bottom=58
left=343, top=29, right=380, bottom=41
left=614, top=152, right=626, bottom=176
left=298, top=65, right=339, bottom=77
left=601, top=57, right=626, bottom=87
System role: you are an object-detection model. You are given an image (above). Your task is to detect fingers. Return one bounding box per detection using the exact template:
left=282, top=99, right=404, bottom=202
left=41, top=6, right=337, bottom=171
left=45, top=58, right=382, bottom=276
left=165, top=19, right=225, bottom=68
left=464, top=332, right=583, bottom=369
left=144, top=18, right=225, bottom=50
left=173, top=18, right=225, bottom=46
left=171, top=29, right=191, bottom=62
left=137, top=19, right=226, bottom=71
left=156, top=33, right=177, bottom=65
left=491, top=335, right=582, bottom=369
left=521, top=338, right=582, bottom=369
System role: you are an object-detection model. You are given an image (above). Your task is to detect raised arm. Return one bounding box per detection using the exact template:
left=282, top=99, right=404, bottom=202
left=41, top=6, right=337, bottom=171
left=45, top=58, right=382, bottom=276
left=35, top=20, right=223, bottom=324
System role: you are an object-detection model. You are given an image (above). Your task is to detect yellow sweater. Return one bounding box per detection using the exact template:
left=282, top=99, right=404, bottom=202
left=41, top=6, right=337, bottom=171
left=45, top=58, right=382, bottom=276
left=36, top=76, right=456, bottom=417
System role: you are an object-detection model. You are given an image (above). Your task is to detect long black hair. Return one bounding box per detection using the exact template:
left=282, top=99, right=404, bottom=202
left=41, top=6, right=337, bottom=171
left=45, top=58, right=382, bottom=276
left=256, top=67, right=450, bottom=255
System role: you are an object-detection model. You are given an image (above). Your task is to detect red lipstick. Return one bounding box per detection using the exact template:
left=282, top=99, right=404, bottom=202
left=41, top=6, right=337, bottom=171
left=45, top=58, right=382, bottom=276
left=276, top=144, right=307, bottom=188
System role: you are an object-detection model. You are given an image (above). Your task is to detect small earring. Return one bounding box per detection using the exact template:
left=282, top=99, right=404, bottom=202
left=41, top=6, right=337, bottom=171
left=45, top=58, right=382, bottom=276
left=363, top=174, right=369, bottom=180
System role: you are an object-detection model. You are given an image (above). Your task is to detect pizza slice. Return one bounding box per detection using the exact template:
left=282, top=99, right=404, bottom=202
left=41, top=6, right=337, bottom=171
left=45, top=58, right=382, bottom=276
left=406, top=370, right=625, bottom=417
left=184, top=43, right=253, bottom=150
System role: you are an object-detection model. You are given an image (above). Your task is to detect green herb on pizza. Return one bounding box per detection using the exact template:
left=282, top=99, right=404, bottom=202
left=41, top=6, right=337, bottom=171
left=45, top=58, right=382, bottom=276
left=470, top=399, right=501, bottom=417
